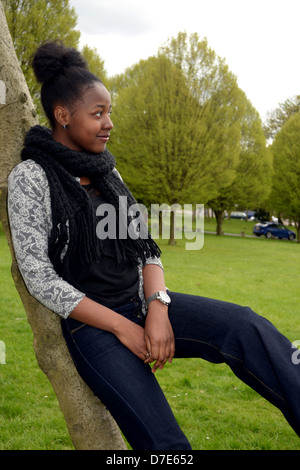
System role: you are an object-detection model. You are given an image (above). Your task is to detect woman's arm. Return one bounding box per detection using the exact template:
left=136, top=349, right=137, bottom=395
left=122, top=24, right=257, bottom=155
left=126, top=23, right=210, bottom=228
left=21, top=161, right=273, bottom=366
left=8, top=161, right=149, bottom=361
left=8, top=162, right=85, bottom=317
left=70, top=296, right=149, bottom=361
left=142, top=263, right=175, bottom=373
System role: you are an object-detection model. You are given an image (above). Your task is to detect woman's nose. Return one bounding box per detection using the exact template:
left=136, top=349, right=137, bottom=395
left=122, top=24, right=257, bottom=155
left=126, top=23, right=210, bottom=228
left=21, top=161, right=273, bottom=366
left=104, top=114, right=113, bottom=130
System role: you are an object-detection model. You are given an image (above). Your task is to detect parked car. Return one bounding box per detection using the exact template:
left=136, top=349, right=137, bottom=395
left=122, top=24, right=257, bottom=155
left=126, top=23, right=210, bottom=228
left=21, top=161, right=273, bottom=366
left=227, top=211, right=247, bottom=220
left=253, top=222, right=296, bottom=240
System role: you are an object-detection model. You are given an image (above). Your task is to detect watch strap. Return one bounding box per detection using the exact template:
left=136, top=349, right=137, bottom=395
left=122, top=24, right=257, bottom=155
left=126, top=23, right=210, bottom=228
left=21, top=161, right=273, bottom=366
left=146, top=291, right=171, bottom=306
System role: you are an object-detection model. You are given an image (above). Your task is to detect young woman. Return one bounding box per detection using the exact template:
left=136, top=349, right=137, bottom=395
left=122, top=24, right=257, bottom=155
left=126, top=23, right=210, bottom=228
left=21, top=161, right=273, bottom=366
left=7, top=41, right=300, bottom=450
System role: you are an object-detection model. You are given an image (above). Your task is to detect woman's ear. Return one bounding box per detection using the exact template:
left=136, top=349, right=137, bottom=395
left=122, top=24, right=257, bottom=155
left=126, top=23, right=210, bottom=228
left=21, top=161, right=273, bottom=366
left=53, top=105, right=70, bottom=128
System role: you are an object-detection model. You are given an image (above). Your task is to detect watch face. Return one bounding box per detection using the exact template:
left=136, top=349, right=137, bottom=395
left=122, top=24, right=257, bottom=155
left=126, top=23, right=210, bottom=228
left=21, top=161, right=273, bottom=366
left=160, top=292, right=170, bottom=303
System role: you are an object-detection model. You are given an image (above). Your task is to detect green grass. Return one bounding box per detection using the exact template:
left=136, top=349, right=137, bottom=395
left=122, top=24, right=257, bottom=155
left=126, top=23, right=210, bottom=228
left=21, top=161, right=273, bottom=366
left=0, top=220, right=300, bottom=450
left=204, top=216, right=257, bottom=235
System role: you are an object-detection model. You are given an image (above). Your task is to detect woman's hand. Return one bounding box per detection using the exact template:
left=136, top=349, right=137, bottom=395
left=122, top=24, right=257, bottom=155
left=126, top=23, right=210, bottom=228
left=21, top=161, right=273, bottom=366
left=71, top=297, right=150, bottom=362
left=143, top=301, right=175, bottom=373
left=140, top=263, right=174, bottom=372
left=114, top=317, right=150, bottom=362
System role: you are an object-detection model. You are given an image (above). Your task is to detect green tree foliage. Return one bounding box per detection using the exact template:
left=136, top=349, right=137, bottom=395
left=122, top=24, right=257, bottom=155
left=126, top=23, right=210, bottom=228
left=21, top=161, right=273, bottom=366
left=3, top=0, right=107, bottom=124
left=3, top=0, right=80, bottom=108
left=264, top=95, right=300, bottom=141
left=81, top=44, right=107, bottom=86
left=160, top=32, right=244, bottom=194
left=270, top=113, right=300, bottom=241
left=208, top=97, right=272, bottom=234
left=109, top=54, right=207, bottom=206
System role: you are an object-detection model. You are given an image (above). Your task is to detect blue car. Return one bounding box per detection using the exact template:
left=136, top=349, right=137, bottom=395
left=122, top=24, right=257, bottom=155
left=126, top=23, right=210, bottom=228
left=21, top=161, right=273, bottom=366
left=253, top=222, right=296, bottom=240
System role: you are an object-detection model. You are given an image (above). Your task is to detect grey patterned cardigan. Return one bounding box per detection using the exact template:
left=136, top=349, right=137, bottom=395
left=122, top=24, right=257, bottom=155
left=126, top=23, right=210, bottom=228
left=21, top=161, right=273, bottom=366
left=7, top=159, right=163, bottom=319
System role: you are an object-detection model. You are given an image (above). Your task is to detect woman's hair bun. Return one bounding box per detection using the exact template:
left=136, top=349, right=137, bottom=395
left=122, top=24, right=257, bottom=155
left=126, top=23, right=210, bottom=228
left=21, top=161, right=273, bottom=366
left=32, top=41, right=88, bottom=83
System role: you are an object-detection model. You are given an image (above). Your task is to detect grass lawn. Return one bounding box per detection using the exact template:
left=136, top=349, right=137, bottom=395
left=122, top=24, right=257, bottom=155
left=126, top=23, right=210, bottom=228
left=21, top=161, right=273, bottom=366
left=0, top=220, right=299, bottom=450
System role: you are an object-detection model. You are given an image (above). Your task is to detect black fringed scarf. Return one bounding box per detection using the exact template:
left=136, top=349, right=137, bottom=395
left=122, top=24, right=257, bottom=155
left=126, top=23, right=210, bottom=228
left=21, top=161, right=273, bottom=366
left=21, top=125, right=161, bottom=277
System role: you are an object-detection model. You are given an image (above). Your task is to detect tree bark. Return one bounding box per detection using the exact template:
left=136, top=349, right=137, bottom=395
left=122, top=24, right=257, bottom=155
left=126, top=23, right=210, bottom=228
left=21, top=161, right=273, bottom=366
left=214, top=210, right=225, bottom=236
left=0, top=3, right=126, bottom=450
left=168, top=210, right=176, bottom=245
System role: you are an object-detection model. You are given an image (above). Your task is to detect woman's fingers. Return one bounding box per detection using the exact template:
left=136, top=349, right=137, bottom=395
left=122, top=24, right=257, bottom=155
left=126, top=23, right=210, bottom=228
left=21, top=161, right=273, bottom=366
left=143, top=307, right=175, bottom=372
left=144, top=335, right=175, bottom=373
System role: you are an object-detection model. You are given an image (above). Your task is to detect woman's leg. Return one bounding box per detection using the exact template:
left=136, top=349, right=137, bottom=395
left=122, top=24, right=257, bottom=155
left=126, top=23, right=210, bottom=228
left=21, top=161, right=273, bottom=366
left=168, top=291, right=300, bottom=437
left=61, top=298, right=191, bottom=450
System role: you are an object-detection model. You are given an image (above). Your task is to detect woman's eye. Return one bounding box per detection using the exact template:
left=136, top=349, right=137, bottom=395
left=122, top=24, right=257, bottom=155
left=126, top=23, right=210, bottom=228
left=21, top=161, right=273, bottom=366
left=95, top=110, right=112, bottom=117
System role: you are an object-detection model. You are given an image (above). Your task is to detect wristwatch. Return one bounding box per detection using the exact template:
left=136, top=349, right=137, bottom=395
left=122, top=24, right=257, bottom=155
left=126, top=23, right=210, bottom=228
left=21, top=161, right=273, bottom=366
left=146, top=291, right=171, bottom=306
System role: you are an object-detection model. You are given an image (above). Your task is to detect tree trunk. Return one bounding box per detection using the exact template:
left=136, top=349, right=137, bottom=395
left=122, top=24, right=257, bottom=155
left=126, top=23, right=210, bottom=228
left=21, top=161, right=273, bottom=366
left=0, top=4, right=126, bottom=450
left=214, top=210, right=225, bottom=236
left=168, top=210, right=176, bottom=245
left=296, top=222, right=300, bottom=244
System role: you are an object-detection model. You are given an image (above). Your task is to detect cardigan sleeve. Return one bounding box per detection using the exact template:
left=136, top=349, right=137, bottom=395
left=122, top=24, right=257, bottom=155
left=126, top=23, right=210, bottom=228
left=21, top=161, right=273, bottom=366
left=7, top=160, right=86, bottom=319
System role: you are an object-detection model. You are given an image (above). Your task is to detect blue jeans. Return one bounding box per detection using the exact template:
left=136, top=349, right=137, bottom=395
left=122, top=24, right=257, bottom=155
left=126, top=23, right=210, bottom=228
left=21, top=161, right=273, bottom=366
left=61, top=292, right=300, bottom=449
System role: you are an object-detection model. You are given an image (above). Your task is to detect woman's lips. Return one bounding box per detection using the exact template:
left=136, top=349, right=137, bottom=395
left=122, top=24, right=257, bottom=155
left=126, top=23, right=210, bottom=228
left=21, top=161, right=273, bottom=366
left=97, top=134, right=110, bottom=142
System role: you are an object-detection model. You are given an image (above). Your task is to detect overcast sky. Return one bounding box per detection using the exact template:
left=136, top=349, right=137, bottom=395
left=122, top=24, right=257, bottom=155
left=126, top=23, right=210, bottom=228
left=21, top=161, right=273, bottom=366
left=69, top=0, right=300, bottom=121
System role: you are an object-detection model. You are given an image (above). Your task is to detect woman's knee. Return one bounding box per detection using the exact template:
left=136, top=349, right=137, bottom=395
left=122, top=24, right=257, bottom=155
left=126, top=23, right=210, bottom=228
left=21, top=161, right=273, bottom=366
left=222, top=304, right=279, bottom=358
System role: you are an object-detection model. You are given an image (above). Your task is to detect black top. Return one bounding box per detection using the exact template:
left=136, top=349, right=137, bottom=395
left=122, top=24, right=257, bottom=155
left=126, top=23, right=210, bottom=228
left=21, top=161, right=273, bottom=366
left=68, top=184, right=139, bottom=308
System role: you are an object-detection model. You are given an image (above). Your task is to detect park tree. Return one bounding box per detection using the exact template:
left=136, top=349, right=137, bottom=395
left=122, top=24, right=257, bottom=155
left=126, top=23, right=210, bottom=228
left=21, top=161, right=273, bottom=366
left=270, top=113, right=300, bottom=241
left=160, top=32, right=244, bottom=194
left=109, top=54, right=208, bottom=244
left=0, top=2, right=126, bottom=449
left=208, top=97, right=272, bottom=235
left=109, top=55, right=207, bottom=202
left=109, top=33, right=245, bottom=244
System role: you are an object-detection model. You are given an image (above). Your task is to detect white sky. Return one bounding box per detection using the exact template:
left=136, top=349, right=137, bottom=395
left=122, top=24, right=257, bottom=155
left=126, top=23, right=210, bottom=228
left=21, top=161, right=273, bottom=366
left=69, top=0, right=300, bottom=121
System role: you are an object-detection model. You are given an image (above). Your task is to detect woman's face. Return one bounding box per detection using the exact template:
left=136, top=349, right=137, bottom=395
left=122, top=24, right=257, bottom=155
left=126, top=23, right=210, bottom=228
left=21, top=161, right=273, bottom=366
left=60, top=82, right=113, bottom=153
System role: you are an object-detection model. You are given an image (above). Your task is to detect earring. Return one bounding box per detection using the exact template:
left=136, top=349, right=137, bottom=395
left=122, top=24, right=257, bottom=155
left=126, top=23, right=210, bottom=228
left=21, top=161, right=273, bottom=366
left=63, top=124, right=67, bottom=129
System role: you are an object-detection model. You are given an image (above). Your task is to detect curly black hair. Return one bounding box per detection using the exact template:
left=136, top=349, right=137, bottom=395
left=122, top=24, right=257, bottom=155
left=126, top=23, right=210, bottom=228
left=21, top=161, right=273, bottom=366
left=32, top=41, right=102, bottom=127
